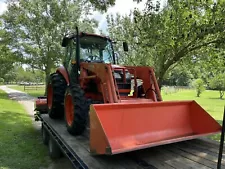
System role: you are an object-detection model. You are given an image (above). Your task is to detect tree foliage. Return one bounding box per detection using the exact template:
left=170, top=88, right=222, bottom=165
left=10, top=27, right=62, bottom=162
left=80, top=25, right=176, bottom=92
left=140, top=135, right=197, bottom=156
left=0, top=78, right=4, bottom=84
left=14, top=66, right=45, bottom=83
left=0, top=21, right=15, bottom=79
left=163, top=65, right=194, bottom=86
left=88, top=0, right=116, bottom=12
left=192, top=78, right=205, bottom=97
left=107, top=0, right=225, bottom=87
left=209, top=73, right=225, bottom=99
left=1, top=0, right=98, bottom=83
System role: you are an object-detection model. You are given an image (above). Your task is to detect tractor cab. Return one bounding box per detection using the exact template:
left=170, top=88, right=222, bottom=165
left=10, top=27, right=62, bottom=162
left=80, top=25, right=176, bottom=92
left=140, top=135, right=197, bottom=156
left=62, top=31, right=132, bottom=98
left=79, top=34, right=114, bottom=64
left=62, top=32, right=115, bottom=64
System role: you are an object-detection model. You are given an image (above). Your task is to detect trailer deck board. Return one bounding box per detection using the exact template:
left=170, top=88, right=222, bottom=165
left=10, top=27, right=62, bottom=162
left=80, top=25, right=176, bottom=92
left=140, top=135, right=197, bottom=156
left=41, top=114, right=224, bottom=169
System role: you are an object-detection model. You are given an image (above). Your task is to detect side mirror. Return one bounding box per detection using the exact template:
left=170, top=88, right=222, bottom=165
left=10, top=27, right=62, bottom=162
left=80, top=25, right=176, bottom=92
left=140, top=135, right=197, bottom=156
left=123, top=42, right=128, bottom=52
left=62, top=37, right=69, bottom=47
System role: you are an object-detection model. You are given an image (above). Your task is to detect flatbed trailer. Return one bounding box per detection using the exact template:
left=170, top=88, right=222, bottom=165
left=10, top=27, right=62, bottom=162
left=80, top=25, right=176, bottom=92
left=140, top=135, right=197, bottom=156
left=36, top=113, right=225, bottom=169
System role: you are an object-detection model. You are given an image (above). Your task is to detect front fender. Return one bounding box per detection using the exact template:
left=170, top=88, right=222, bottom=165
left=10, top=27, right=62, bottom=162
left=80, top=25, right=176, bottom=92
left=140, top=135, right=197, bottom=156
left=56, top=66, right=70, bottom=85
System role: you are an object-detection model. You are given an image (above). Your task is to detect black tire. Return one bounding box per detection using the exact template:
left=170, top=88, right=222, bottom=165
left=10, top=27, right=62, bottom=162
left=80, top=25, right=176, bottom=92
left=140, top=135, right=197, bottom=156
left=47, top=73, right=67, bottom=119
left=48, top=136, right=61, bottom=159
left=41, top=124, right=49, bottom=145
left=64, top=84, right=90, bottom=135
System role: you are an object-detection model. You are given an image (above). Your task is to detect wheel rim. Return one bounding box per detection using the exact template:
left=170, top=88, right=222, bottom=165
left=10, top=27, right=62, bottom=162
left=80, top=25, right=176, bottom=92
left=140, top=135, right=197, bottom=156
left=65, top=94, right=74, bottom=126
left=47, top=84, right=53, bottom=109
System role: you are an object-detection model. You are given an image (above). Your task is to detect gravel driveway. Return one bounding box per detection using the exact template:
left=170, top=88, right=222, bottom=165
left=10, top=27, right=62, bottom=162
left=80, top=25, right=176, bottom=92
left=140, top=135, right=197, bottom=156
left=0, top=85, right=73, bottom=169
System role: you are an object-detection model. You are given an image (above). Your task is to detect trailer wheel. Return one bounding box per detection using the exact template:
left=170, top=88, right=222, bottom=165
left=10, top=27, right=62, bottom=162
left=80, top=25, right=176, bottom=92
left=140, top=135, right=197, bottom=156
left=41, top=124, right=49, bottom=145
left=47, top=73, right=67, bottom=119
left=48, top=136, right=61, bottom=159
left=64, top=84, right=89, bottom=135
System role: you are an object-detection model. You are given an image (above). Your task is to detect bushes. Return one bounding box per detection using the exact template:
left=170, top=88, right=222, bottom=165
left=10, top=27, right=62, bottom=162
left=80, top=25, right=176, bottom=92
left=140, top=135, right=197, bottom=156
left=192, top=79, right=205, bottom=97
left=0, top=78, right=4, bottom=84
left=209, top=74, right=225, bottom=99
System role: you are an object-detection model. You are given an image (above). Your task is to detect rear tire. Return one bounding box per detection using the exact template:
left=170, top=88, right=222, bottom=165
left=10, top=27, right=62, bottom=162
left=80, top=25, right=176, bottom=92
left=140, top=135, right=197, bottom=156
left=47, top=73, right=67, bottom=119
left=64, top=84, right=89, bottom=135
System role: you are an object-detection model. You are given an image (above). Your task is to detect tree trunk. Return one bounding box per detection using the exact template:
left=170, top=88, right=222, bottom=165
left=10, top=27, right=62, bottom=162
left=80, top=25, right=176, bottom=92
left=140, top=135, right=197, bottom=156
left=44, top=52, right=53, bottom=96
left=157, top=68, right=167, bottom=92
left=44, top=68, right=51, bottom=96
left=157, top=76, right=163, bottom=91
left=220, top=90, right=224, bottom=99
left=44, top=55, right=52, bottom=96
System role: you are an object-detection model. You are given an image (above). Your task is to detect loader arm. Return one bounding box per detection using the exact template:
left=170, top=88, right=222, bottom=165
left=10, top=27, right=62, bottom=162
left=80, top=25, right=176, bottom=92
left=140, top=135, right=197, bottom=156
left=80, top=62, right=120, bottom=103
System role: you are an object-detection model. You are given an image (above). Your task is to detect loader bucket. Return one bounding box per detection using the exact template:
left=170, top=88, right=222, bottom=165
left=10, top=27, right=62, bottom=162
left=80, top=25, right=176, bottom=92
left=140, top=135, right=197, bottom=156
left=89, top=100, right=221, bottom=155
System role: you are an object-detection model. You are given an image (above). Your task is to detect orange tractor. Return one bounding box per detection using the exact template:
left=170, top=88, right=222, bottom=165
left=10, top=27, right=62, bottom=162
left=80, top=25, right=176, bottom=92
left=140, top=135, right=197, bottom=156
left=36, top=27, right=221, bottom=155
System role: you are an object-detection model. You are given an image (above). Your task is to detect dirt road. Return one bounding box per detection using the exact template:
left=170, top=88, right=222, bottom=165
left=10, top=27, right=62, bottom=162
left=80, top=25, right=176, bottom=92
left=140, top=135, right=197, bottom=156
left=0, top=85, right=73, bottom=169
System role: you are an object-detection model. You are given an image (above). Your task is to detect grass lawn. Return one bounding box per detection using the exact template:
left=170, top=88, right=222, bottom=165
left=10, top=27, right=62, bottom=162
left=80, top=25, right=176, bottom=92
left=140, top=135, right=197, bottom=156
left=8, top=85, right=45, bottom=98
left=0, top=89, right=50, bottom=169
left=162, top=89, right=225, bottom=141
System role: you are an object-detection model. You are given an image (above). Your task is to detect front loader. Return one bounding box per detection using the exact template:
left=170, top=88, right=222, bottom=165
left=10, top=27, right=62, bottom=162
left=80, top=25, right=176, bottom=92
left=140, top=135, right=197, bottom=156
left=35, top=27, right=221, bottom=155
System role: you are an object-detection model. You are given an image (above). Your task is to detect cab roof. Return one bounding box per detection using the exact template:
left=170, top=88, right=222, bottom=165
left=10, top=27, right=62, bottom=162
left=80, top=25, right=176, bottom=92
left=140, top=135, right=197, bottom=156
left=62, top=32, right=112, bottom=47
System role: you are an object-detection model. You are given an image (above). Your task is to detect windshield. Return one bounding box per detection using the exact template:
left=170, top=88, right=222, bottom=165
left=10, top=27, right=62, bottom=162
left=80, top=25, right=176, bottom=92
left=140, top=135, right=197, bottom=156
left=79, top=36, right=114, bottom=63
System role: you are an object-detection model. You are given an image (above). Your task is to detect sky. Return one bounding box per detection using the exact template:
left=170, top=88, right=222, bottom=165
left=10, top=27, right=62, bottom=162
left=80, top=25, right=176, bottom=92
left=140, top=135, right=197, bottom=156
left=91, top=0, right=147, bottom=33
left=0, top=0, right=7, bottom=15
left=0, top=0, right=166, bottom=33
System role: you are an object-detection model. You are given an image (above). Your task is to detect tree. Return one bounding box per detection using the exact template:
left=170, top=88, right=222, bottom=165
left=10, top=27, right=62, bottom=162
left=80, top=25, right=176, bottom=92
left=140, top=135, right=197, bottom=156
left=192, top=78, right=205, bottom=97
left=0, top=78, right=4, bottom=84
left=1, top=0, right=98, bottom=93
left=209, top=74, right=225, bottom=99
left=0, top=45, right=15, bottom=79
left=3, top=70, right=17, bottom=83
left=107, top=0, right=225, bottom=88
left=88, top=0, right=116, bottom=12
left=0, top=21, right=15, bottom=80
left=163, top=65, right=194, bottom=86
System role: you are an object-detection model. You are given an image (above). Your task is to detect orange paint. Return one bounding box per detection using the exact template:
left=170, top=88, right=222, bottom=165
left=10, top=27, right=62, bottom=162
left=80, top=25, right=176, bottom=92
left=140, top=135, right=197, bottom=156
left=56, top=66, right=70, bottom=85
left=90, top=100, right=221, bottom=155
left=47, top=84, right=53, bottom=109
left=65, top=94, right=74, bottom=126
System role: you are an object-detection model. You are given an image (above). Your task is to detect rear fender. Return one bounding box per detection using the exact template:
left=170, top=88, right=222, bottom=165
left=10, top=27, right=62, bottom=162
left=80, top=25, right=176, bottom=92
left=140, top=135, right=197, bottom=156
left=35, top=97, right=47, bottom=113
left=56, top=66, right=70, bottom=85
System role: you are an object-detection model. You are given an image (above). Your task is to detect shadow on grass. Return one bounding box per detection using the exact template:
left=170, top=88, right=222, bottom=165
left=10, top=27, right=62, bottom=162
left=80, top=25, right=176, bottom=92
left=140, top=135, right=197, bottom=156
left=0, top=110, right=50, bottom=169
left=7, top=92, right=35, bottom=101
left=1, top=88, right=36, bottom=101
left=209, top=97, right=224, bottom=100
left=27, top=92, right=45, bottom=98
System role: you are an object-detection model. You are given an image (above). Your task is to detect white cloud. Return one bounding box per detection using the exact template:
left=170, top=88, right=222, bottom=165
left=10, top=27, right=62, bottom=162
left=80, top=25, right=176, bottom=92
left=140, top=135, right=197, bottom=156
left=92, top=0, right=167, bottom=34
left=92, top=0, right=146, bottom=34
left=0, top=1, right=7, bottom=15
left=106, top=0, right=146, bottom=16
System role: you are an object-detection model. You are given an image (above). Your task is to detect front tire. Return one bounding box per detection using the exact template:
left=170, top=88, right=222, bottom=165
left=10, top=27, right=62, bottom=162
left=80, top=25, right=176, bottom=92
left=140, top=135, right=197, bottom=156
left=64, top=84, right=89, bottom=135
left=47, top=73, right=67, bottom=119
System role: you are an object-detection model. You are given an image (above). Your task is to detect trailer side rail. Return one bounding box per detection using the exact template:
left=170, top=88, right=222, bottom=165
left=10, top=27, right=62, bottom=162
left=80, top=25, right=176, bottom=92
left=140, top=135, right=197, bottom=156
left=39, top=115, right=88, bottom=169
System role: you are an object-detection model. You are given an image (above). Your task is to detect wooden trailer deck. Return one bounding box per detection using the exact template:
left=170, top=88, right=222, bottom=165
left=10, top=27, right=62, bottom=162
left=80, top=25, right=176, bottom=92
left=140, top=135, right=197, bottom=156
left=41, top=114, right=224, bottom=169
